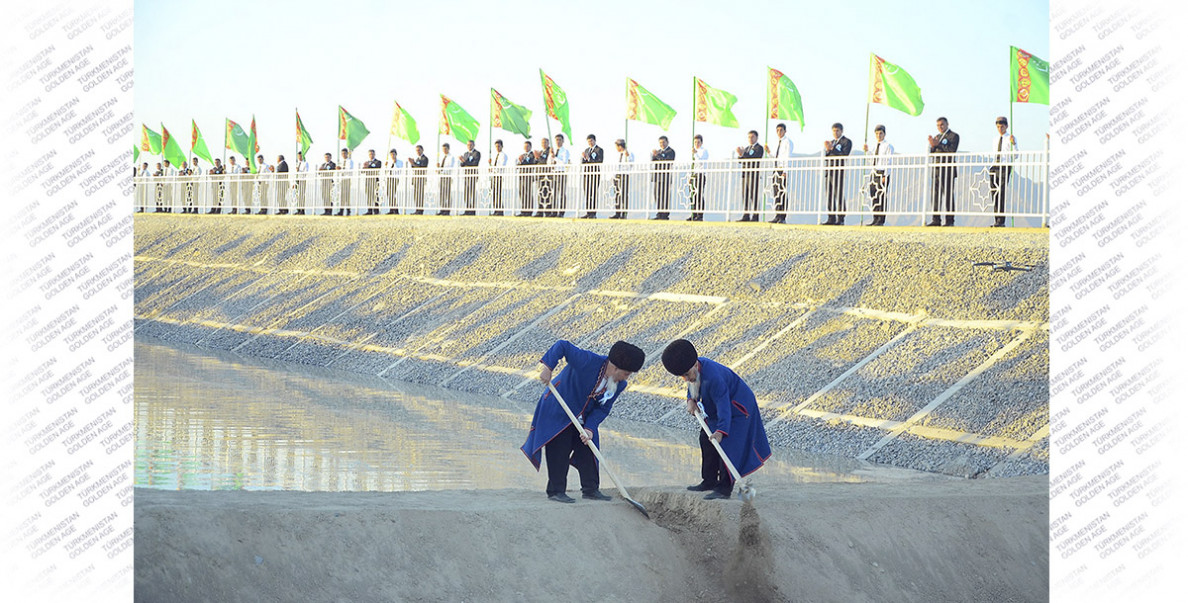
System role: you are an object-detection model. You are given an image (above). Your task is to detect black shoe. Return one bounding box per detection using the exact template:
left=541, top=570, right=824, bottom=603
left=769, top=217, right=785, bottom=224
left=437, top=211, right=450, bottom=216
left=866, top=220, right=881, bottom=226
left=335, top=210, right=343, bottom=216
left=736, top=217, right=749, bottom=222
left=413, top=210, right=424, bottom=215
left=704, top=490, right=732, bottom=500
left=686, top=482, right=715, bottom=492
left=295, top=210, right=305, bottom=215
left=582, top=490, right=612, bottom=501
left=463, top=211, right=476, bottom=216
left=943, top=221, right=955, bottom=227
left=652, top=213, right=668, bottom=220
left=322, top=210, right=332, bottom=216
left=611, top=212, right=625, bottom=219
left=925, top=220, right=941, bottom=226
left=820, top=219, right=835, bottom=226
left=492, top=211, right=503, bottom=216
left=582, top=213, right=596, bottom=219
left=547, top=493, right=576, bottom=504
left=516, top=212, right=530, bottom=217
left=389, top=209, right=399, bottom=215
left=835, top=219, right=844, bottom=226
left=991, top=221, right=1005, bottom=228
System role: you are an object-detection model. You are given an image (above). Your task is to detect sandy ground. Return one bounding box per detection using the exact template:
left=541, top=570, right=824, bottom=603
left=135, top=475, right=1047, bottom=602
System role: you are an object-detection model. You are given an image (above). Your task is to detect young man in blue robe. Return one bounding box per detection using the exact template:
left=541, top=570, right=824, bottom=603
left=521, top=340, right=646, bottom=503
left=661, top=339, right=772, bottom=500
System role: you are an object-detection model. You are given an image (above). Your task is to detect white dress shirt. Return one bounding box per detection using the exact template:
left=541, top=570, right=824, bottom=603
left=617, top=151, right=634, bottom=173
left=190, top=164, right=204, bottom=175
left=992, top=132, right=1018, bottom=163
left=339, top=157, right=355, bottom=170
left=772, top=135, right=793, bottom=167
left=692, top=145, right=709, bottom=173
left=257, top=162, right=273, bottom=177
left=869, top=139, right=894, bottom=169
left=295, top=160, right=309, bottom=172
left=550, top=145, right=570, bottom=171
left=439, top=155, right=457, bottom=171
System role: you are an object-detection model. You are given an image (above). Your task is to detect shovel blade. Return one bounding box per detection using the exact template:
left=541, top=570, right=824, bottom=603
left=627, top=498, right=650, bottom=519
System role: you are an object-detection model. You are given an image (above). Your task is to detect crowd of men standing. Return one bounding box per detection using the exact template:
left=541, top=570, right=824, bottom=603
left=134, top=115, right=1024, bottom=226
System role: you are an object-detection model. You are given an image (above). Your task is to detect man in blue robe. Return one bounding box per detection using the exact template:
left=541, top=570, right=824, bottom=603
left=521, top=340, right=646, bottom=503
left=661, top=339, right=772, bottom=500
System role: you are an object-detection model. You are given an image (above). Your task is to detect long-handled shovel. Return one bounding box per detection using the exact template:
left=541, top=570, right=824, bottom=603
left=547, top=382, right=649, bottom=519
left=693, top=409, right=756, bottom=502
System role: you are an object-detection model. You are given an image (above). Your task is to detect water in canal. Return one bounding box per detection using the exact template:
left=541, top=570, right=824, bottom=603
left=134, top=337, right=897, bottom=492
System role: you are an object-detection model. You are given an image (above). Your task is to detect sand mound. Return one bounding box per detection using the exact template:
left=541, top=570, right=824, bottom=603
left=136, top=476, right=1047, bottom=602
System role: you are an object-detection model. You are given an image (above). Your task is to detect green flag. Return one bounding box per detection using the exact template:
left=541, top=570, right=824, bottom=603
left=491, top=89, right=532, bottom=138
left=140, top=124, right=162, bottom=154
left=439, top=94, right=480, bottom=143
left=248, top=115, right=259, bottom=173
left=768, top=67, right=805, bottom=132
left=160, top=124, right=187, bottom=169
left=296, top=110, right=313, bottom=157
left=338, top=105, right=370, bottom=151
left=626, top=78, right=677, bottom=130
left=1010, top=46, right=1050, bottom=105
left=693, top=77, right=739, bottom=128
left=869, top=54, right=925, bottom=116
left=389, top=100, right=420, bottom=144
left=225, top=119, right=251, bottom=156
left=191, top=120, right=213, bottom=164
left=133, top=144, right=139, bottom=163
left=539, top=70, right=571, bottom=141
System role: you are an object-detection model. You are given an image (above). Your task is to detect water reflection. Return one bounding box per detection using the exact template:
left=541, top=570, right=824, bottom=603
left=135, top=338, right=884, bottom=492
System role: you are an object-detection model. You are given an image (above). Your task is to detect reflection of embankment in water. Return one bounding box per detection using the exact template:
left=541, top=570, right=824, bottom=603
left=136, top=337, right=901, bottom=493
left=136, top=476, right=1048, bottom=602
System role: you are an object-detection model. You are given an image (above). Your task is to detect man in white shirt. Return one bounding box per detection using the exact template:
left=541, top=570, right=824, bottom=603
left=438, top=142, right=457, bottom=216
left=293, top=152, right=309, bottom=215
left=863, top=124, right=894, bottom=226
left=185, top=157, right=203, bottom=213
left=385, top=149, right=403, bottom=215
left=688, top=134, right=709, bottom=221
left=765, top=123, right=793, bottom=223
left=337, top=148, right=354, bottom=216
left=490, top=139, right=508, bottom=216
left=255, top=154, right=274, bottom=214
left=612, top=139, right=632, bottom=219
left=162, top=159, right=177, bottom=212
left=550, top=133, right=571, bottom=217
left=990, top=116, right=1017, bottom=228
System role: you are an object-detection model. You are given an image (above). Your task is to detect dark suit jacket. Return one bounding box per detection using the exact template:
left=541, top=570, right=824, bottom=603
left=409, top=155, right=429, bottom=170
left=825, top=136, right=852, bottom=169
left=930, top=130, right=960, bottom=177
left=517, top=152, right=536, bottom=166
left=651, top=146, right=675, bottom=182
left=739, top=143, right=764, bottom=181
left=276, top=161, right=289, bottom=173
left=319, top=161, right=336, bottom=171
left=582, top=145, right=603, bottom=164
left=461, top=150, right=481, bottom=167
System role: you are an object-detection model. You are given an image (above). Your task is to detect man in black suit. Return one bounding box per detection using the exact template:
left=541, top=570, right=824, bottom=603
left=208, top=158, right=225, bottom=214
left=275, top=155, right=290, bottom=214
left=823, top=122, right=852, bottom=225
left=580, top=134, right=603, bottom=219
left=409, top=145, right=428, bottom=214
left=319, top=152, right=336, bottom=215
left=927, top=116, right=960, bottom=226
left=534, top=137, right=552, bottom=217
left=517, top=140, right=536, bottom=217
left=650, top=136, right=675, bottom=220
left=735, top=131, right=763, bottom=222
left=459, top=140, right=481, bottom=215
left=363, top=149, right=383, bottom=214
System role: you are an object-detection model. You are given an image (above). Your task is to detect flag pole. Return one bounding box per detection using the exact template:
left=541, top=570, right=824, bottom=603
left=764, top=68, right=770, bottom=149
left=294, top=108, right=299, bottom=166
left=539, top=70, right=553, bottom=143
left=222, top=119, right=227, bottom=166
left=624, top=77, right=630, bottom=150
left=864, top=54, right=874, bottom=150
left=488, top=89, right=494, bottom=161
left=691, top=76, right=697, bottom=157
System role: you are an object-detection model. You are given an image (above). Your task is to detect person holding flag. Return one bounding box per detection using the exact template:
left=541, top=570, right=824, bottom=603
left=438, top=143, right=457, bottom=216
left=385, top=149, right=402, bottom=215
left=489, top=140, right=508, bottom=216
left=689, top=134, right=709, bottom=222
left=862, top=125, right=894, bottom=226
left=338, top=148, right=354, bottom=216
left=549, top=134, right=571, bottom=218
left=990, top=117, right=1017, bottom=228
left=293, top=152, right=309, bottom=215
left=765, top=123, right=793, bottom=224
left=611, top=139, right=632, bottom=220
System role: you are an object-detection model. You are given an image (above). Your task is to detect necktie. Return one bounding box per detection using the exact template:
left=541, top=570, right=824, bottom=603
left=775, top=140, right=780, bottom=157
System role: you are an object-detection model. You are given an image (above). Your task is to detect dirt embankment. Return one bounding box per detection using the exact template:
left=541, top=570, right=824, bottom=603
left=136, top=476, right=1047, bottom=602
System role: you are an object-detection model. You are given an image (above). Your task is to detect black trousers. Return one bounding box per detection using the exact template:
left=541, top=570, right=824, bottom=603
left=463, top=168, right=478, bottom=210
left=552, top=173, right=567, bottom=217
left=536, top=175, right=552, bottom=215
left=826, top=170, right=845, bottom=223
left=386, top=177, right=398, bottom=212
left=689, top=173, right=705, bottom=218
left=652, top=174, right=671, bottom=215
left=990, top=165, right=1011, bottom=223
left=320, top=179, right=333, bottom=212
left=439, top=178, right=452, bottom=213
left=869, top=170, right=889, bottom=222
left=613, top=174, right=629, bottom=215
left=741, top=174, right=760, bottom=218
left=366, top=177, right=380, bottom=211
left=491, top=175, right=503, bottom=211
left=770, top=171, right=787, bottom=218
left=518, top=175, right=533, bottom=213
left=698, top=430, right=732, bottom=495
left=583, top=172, right=600, bottom=213
left=931, top=171, right=956, bottom=224
left=412, top=175, right=426, bottom=211
left=545, top=424, right=599, bottom=496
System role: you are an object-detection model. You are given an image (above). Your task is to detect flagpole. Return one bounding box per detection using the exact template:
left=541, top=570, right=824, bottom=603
left=764, top=71, right=770, bottom=149
left=294, top=108, right=299, bottom=167
left=488, top=89, right=494, bottom=161
left=691, top=76, right=697, bottom=157
left=222, top=119, right=226, bottom=166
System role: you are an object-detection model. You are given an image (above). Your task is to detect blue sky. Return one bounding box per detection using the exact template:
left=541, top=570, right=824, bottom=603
left=135, top=0, right=1049, bottom=164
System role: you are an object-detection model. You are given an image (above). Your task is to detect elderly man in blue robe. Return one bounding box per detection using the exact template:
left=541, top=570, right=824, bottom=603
left=662, top=339, right=772, bottom=500
left=521, top=340, right=646, bottom=504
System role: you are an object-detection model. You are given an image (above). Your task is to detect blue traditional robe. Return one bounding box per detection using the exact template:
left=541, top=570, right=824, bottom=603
left=521, top=340, right=627, bottom=470
left=695, top=357, right=772, bottom=478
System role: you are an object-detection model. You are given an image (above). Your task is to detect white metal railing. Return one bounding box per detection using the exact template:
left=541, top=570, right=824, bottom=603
left=133, top=150, right=1049, bottom=226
